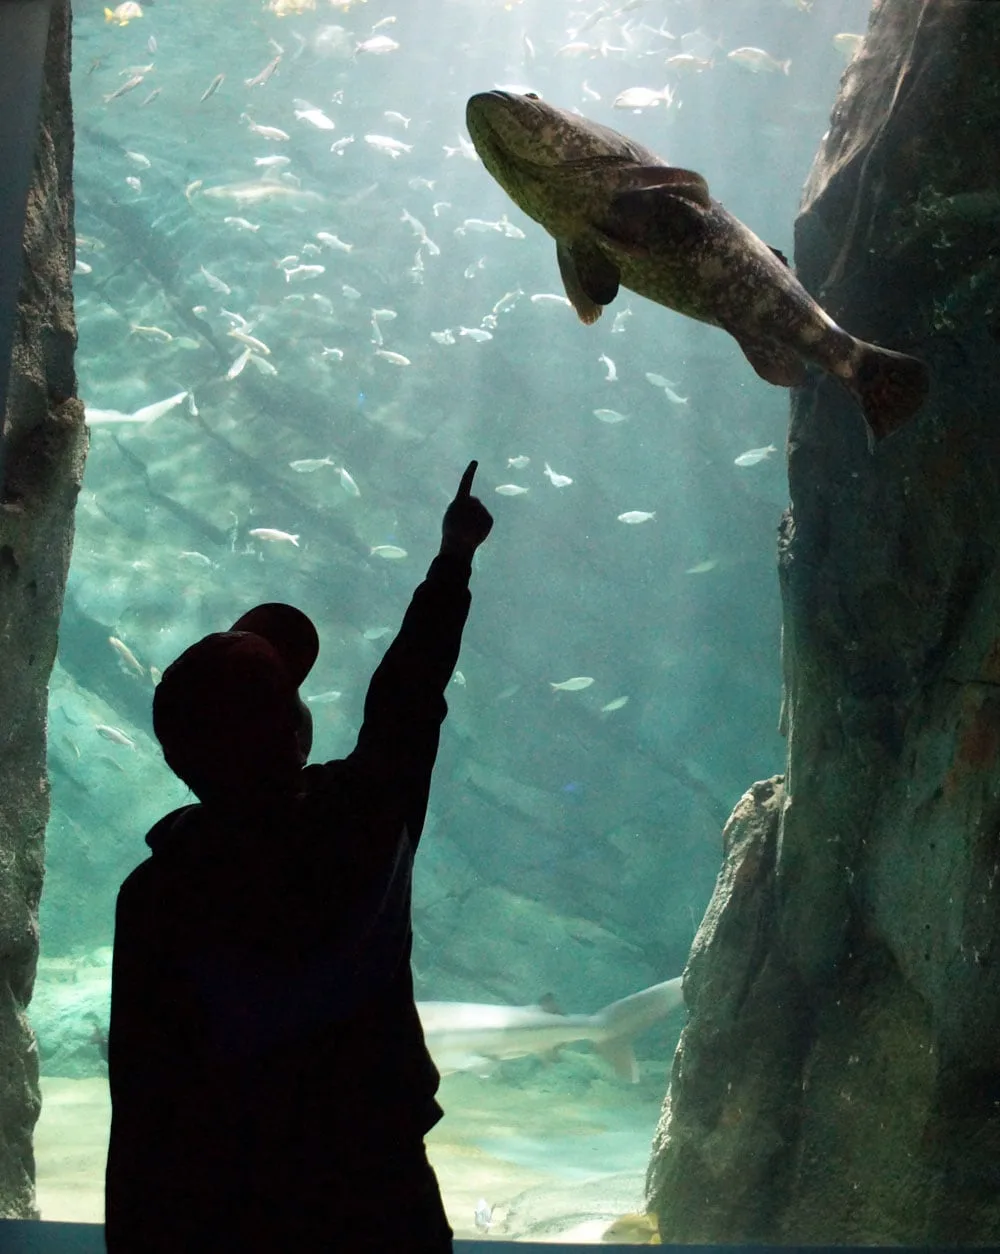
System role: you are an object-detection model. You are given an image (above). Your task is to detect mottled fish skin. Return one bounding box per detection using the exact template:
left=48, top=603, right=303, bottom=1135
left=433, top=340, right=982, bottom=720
left=466, top=91, right=929, bottom=444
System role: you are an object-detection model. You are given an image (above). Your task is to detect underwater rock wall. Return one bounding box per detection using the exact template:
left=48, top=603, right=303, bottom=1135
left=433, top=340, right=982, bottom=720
left=648, top=0, right=1000, bottom=1242
left=0, top=0, right=86, bottom=1214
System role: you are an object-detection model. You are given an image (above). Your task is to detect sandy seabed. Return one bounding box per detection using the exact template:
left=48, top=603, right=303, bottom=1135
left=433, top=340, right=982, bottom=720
left=35, top=1065, right=665, bottom=1244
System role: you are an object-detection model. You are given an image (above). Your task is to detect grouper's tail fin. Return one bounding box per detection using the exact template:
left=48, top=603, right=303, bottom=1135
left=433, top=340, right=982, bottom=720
left=852, top=341, right=930, bottom=447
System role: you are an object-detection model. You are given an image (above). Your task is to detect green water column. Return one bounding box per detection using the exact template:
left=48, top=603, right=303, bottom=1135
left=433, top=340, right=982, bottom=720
left=0, top=0, right=87, bottom=1219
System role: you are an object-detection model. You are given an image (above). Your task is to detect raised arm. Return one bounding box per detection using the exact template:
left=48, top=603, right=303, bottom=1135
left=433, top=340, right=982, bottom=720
left=347, top=461, right=492, bottom=844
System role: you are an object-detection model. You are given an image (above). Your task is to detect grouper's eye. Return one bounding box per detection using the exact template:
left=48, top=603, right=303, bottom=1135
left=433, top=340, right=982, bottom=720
left=524, top=92, right=540, bottom=100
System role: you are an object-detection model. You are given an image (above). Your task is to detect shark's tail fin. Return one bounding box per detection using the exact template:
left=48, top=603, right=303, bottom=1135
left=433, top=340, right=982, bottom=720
left=852, top=341, right=929, bottom=447
left=594, top=977, right=685, bottom=1083
left=596, top=1036, right=640, bottom=1084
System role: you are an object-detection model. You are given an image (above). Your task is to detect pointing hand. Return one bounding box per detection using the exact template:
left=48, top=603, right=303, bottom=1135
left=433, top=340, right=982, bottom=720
left=440, top=460, right=493, bottom=558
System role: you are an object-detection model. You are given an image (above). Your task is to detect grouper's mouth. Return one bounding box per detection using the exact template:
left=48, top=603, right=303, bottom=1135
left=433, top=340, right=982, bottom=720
left=465, top=90, right=642, bottom=175
left=465, top=91, right=545, bottom=167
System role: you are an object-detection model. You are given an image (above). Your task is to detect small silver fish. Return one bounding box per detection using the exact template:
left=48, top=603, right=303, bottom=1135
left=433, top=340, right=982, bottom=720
left=108, top=636, right=144, bottom=676
left=316, top=231, right=353, bottom=252
left=241, top=114, right=291, bottom=141
left=224, top=216, right=260, bottom=232
left=294, top=102, right=337, bottom=130
left=248, top=352, right=277, bottom=376
left=200, top=266, right=231, bottom=295
left=226, top=348, right=252, bottom=379
left=228, top=329, right=270, bottom=355
left=543, top=462, right=573, bottom=487
left=492, top=289, right=523, bottom=315
left=249, top=527, right=300, bottom=546
left=245, top=55, right=282, bottom=89
left=200, top=74, right=225, bottom=103
left=103, top=75, right=144, bottom=104
left=306, top=690, right=342, bottom=705
left=283, top=264, right=326, bottom=282
left=550, top=676, right=594, bottom=692
left=289, top=456, right=336, bottom=473
left=645, top=373, right=688, bottom=404
left=130, top=323, right=173, bottom=342
left=727, top=46, right=791, bottom=74
left=733, top=443, right=777, bottom=467
left=364, top=134, right=412, bottom=158
left=356, top=35, right=400, bottom=54
left=613, top=85, right=674, bottom=110
left=338, top=467, right=361, bottom=496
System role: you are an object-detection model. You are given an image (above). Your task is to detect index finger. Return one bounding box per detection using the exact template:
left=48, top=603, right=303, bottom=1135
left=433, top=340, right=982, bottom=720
left=456, top=460, right=478, bottom=499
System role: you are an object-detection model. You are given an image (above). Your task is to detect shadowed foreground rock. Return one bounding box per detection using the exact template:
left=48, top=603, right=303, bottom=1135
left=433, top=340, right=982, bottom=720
left=648, top=0, right=1000, bottom=1243
left=0, top=0, right=86, bottom=1216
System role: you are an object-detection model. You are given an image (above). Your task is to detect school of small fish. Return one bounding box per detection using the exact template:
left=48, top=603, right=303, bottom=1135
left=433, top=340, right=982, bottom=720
left=72, top=0, right=842, bottom=747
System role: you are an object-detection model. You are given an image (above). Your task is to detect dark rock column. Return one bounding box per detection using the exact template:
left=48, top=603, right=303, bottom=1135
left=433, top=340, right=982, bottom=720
left=648, top=0, right=1000, bottom=1242
left=0, top=0, right=86, bottom=1217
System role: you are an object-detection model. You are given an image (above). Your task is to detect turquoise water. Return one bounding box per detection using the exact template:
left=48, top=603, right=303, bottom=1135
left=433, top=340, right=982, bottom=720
left=35, top=0, right=870, bottom=1238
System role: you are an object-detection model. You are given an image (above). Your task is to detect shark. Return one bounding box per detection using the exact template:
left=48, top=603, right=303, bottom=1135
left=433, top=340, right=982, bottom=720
left=417, top=975, right=683, bottom=1082
left=466, top=90, right=929, bottom=447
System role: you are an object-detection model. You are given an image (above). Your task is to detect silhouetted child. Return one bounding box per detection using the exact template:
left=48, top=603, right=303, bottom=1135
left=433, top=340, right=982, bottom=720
left=105, top=462, right=493, bottom=1253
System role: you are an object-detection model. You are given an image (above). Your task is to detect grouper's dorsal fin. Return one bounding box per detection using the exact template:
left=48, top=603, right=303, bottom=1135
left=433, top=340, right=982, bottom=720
left=624, top=165, right=712, bottom=210
left=557, top=240, right=620, bottom=325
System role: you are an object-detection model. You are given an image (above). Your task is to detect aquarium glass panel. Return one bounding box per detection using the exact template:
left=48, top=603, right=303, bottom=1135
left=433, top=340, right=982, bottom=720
left=34, top=0, right=871, bottom=1241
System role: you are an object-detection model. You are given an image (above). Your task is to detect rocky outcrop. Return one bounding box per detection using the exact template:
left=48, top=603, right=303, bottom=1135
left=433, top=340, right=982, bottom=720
left=649, top=0, right=1000, bottom=1242
left=0, top=0, right=86, bottom=1216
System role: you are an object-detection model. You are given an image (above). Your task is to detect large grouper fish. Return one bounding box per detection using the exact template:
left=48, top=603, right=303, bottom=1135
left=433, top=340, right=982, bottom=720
left=466, top=90, right=929, bottom=445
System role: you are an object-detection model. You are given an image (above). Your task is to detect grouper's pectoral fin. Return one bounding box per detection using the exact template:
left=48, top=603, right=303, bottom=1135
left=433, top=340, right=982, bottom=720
left=596, top=185, right=708, bottom=256
left=557, top=240, right=620, bottom=325
left=731, top=333, right=808, bottom=387
left=623, top=165, right=712, bottom=210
